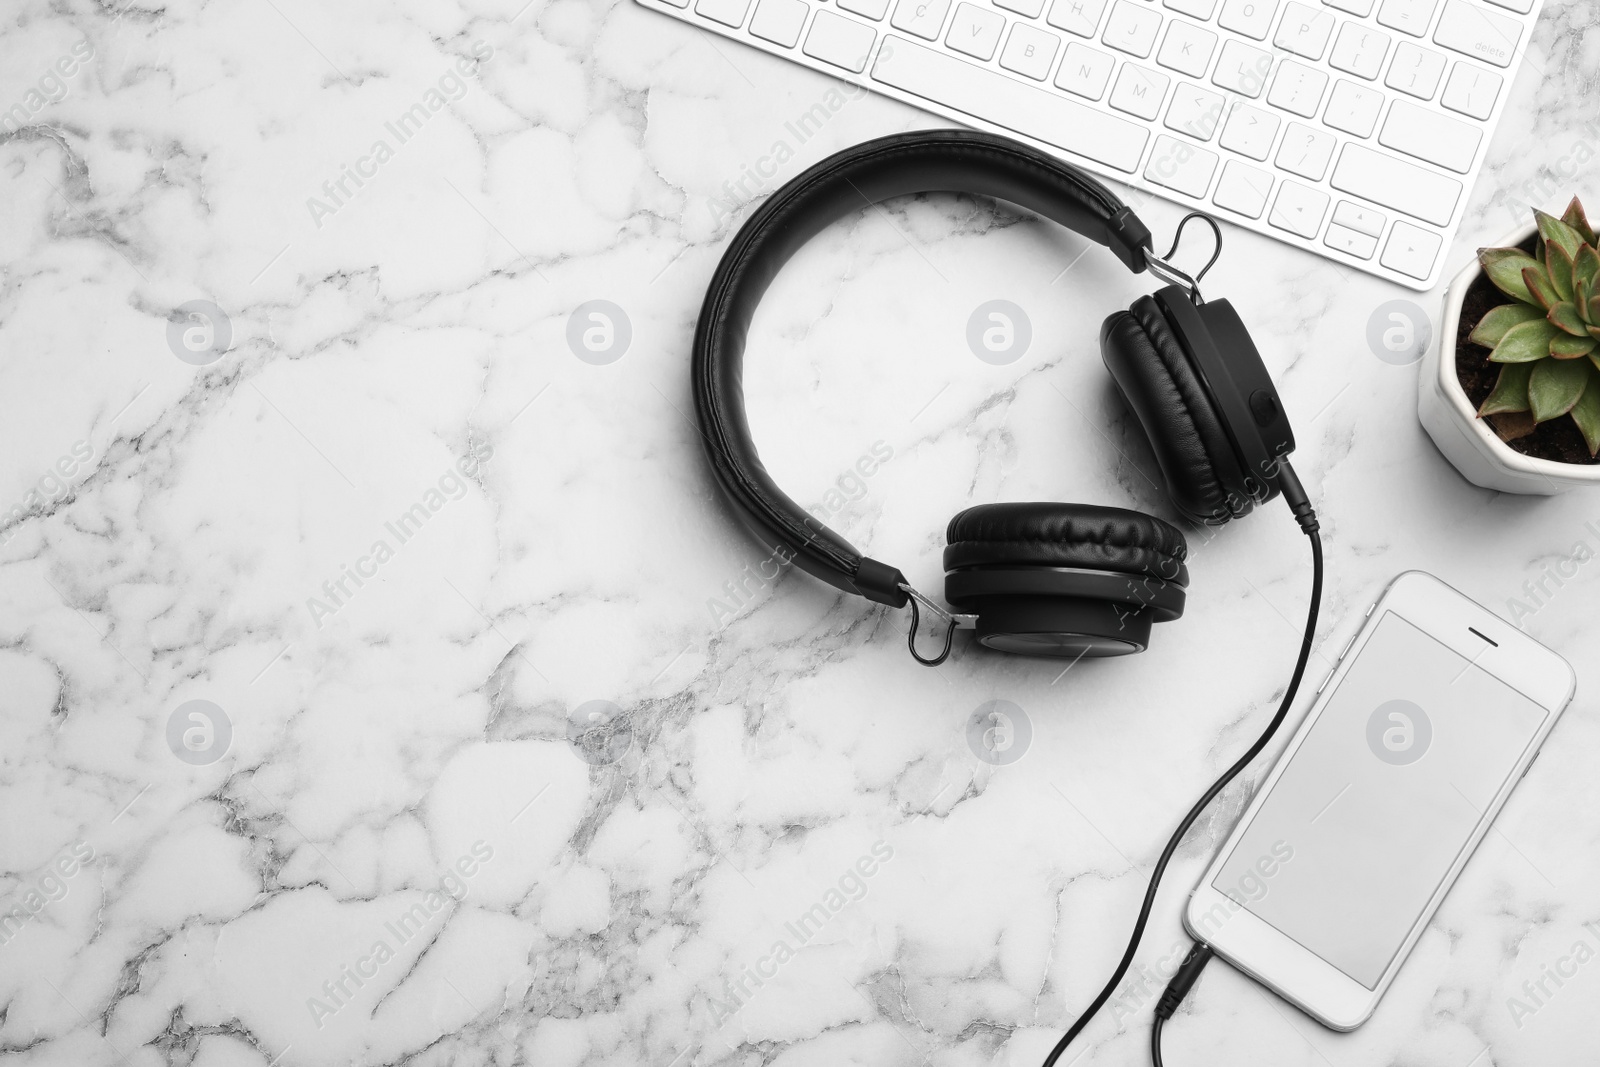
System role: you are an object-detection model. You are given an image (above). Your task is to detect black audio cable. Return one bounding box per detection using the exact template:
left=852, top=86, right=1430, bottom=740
left=1040, top=463, right=1323, bottom=1067
left=1151, top=941, right=1215, bottom=1066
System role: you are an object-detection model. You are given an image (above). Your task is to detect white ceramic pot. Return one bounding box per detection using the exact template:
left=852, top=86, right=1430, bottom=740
left=1418, top=224, right=1600, bottom=495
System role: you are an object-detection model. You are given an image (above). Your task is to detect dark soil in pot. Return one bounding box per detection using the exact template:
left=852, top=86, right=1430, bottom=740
left=1454, top=233, right=1600, bottom=465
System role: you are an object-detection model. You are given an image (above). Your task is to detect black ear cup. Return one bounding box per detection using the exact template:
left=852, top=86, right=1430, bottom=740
left=944, top=502, right=1188, bottom=657
left=1101, top=297, right=1255, bottom=525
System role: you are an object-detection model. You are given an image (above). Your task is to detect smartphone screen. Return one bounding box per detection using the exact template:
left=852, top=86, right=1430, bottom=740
left=1208, top=611, right=1550, bottom=989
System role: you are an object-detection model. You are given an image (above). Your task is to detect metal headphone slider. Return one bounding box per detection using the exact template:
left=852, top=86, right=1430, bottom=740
left=1144, top=211, right=1224, bottom=305
left=898, top=583, right=978, bottom=630
left=1144, top=251, right=1203, bottom=304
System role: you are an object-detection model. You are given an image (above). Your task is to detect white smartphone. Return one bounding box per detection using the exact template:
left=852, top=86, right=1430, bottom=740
left=1184, top=570, right=1576, bottom=1030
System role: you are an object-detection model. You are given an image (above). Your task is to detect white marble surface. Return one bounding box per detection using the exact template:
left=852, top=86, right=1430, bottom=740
left=2, top=1, right=1599, bottom=1065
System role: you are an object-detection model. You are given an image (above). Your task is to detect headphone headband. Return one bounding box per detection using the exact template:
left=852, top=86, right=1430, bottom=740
left=691, top=130, right=1156, bottom=607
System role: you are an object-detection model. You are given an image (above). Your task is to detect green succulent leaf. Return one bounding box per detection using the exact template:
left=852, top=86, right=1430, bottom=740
left=1470, top=303, right=1544, bottom=347
left=1569, top=369, right=1600, bottom=456
left=1537, top=210, right=1587, bottom=262
left=1577, top=274, right=1595, bottom=323
left=1547, top=242, right=1576, bottom=302
left=1563, top=198, right=1598, bottom=247
left=1529, top=357, right=1590, bottom=422
left=1479, top=248, right=1543, bottom=304
left=1549, top=301, right=1590, bottom=338
left=1479, top=362, right=1534, bottom=416
left=1551, top=333, right=1598, bottom=358
left=1589, top=294, right=1600, bottom=327
left=1491, top=318, right=1561, bottom=362
left=1575, top=244, right=1600, bottom=296
left=1525, top=266, right=1562, bottom=310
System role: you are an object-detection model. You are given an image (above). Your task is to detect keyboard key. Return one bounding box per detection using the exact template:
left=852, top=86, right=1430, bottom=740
left=1046, top=0, right=1109, bottom=37
left=1385, top=41, right=1447, bottom=98
left=1267, top=60, right=1328, bottom=116
left=1219, top=101, right=1280, bottom=158
left=1001, top=23, right=1062, bottom=78
left=1323, top=0, right=1374, bottom=13
left=1379, top=97, right=1483, bottom=172
left=1276, top=122, right=1336, bottom=180
left=1377, top=0, right=1438, bottom=36
left=1164, top=0, right=1218, bottom=16
left=1324, top=79, right=1384, bottom=137
left=871, top=35, right=1152, bottom=170
left=948, top=2, right=1006, bottom=58
left=996, top=0, right=1046, bottom=16
left=1158, top=19, right=1218, bottom=77
left=1212, top=39, right=1273, bottom=97
left=840, top=0, right=892, bottom=19
left=1055, top=41, right=1116, bottom=98
left=1274, top=2, right=1335, bottom=60
left=1434, top=0, right=1521, bottom=68
left=1333, top=200, right=1386, bottom=236
left=1103, top=1, right=1163, bottom=57
left=750, top=0, right=809, bottom=45
left=1109, top=62, right=1171, bottom=118
left=1218, top=0, right=1280, bottom=40
left=1482, top=0, right=1532, bottom=12
left=1213, top=159, right=1274, bottom=217
left=1145, top=134, right=1220, bottom=196
left=1441, top=61, right=1503, bottom=119
left=1381, top=220, right=1443, bottom=279
left=1165, top=82, right=1225, bottom=139
left=1270, top=180, right=1330, bottom=237
left=804, top=10, right=878, bottom=69
left=891, top=0, right=954, bottom=40
left=1330, top=142, right=1461, bottom=225
left=697, top=0, right=754, bottom=27
left=1325, top=222, right=1379, bottom=258
left=1330, top=22, right=1391, bottom=79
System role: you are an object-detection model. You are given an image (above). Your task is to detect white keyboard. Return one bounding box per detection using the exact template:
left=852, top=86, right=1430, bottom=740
left=637, top=0, right=1545, bottom=290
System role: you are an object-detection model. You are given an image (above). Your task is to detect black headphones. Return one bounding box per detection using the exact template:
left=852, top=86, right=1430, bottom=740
left=690, top=129, right=1328, bottom=1067
left=692, top=129, right=1306, bottom=661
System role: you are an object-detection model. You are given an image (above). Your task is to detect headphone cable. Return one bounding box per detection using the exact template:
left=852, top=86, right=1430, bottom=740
left=1150, top=939, right=1216, bottom=1067
left=1040, top=465, right=1323, bottom=1067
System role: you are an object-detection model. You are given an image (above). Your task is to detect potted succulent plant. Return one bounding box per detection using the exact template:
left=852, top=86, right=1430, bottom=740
left=1420, top=198, right=1600, bottom=494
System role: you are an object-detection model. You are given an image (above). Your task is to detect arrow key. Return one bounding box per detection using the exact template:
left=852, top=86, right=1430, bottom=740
left=1269, top=179, right=1330, bottom=239
left=1325, top=222, right=1378, bottom=259
left=1380, top=220, right=1442, bottom=280
left=1332, top=199, right=1385, bottom=238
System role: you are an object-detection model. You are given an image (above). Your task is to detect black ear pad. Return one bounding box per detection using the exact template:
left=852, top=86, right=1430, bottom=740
left=946, top=502, right=1188, bottom=578
left=943, top=502, right=1189, bottom=658
left=1101, top=297, right=1255, bottom=526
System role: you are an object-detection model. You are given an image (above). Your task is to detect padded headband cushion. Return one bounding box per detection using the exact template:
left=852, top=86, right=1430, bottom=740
left=692, top=129, right=1154, bottom=606
left=1101, top=296, right=1253, bottom=526
left=945, top=502, right=1189, bottom=585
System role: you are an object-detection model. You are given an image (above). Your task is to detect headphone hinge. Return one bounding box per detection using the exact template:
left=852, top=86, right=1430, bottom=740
left=899, top=584, right=979, bottom=630
left=1145, top=212, right=1225, bottom=304
left=1144, top=251, right=1203, bottom=304
left=1106, top=206, right=1153, bottom=273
